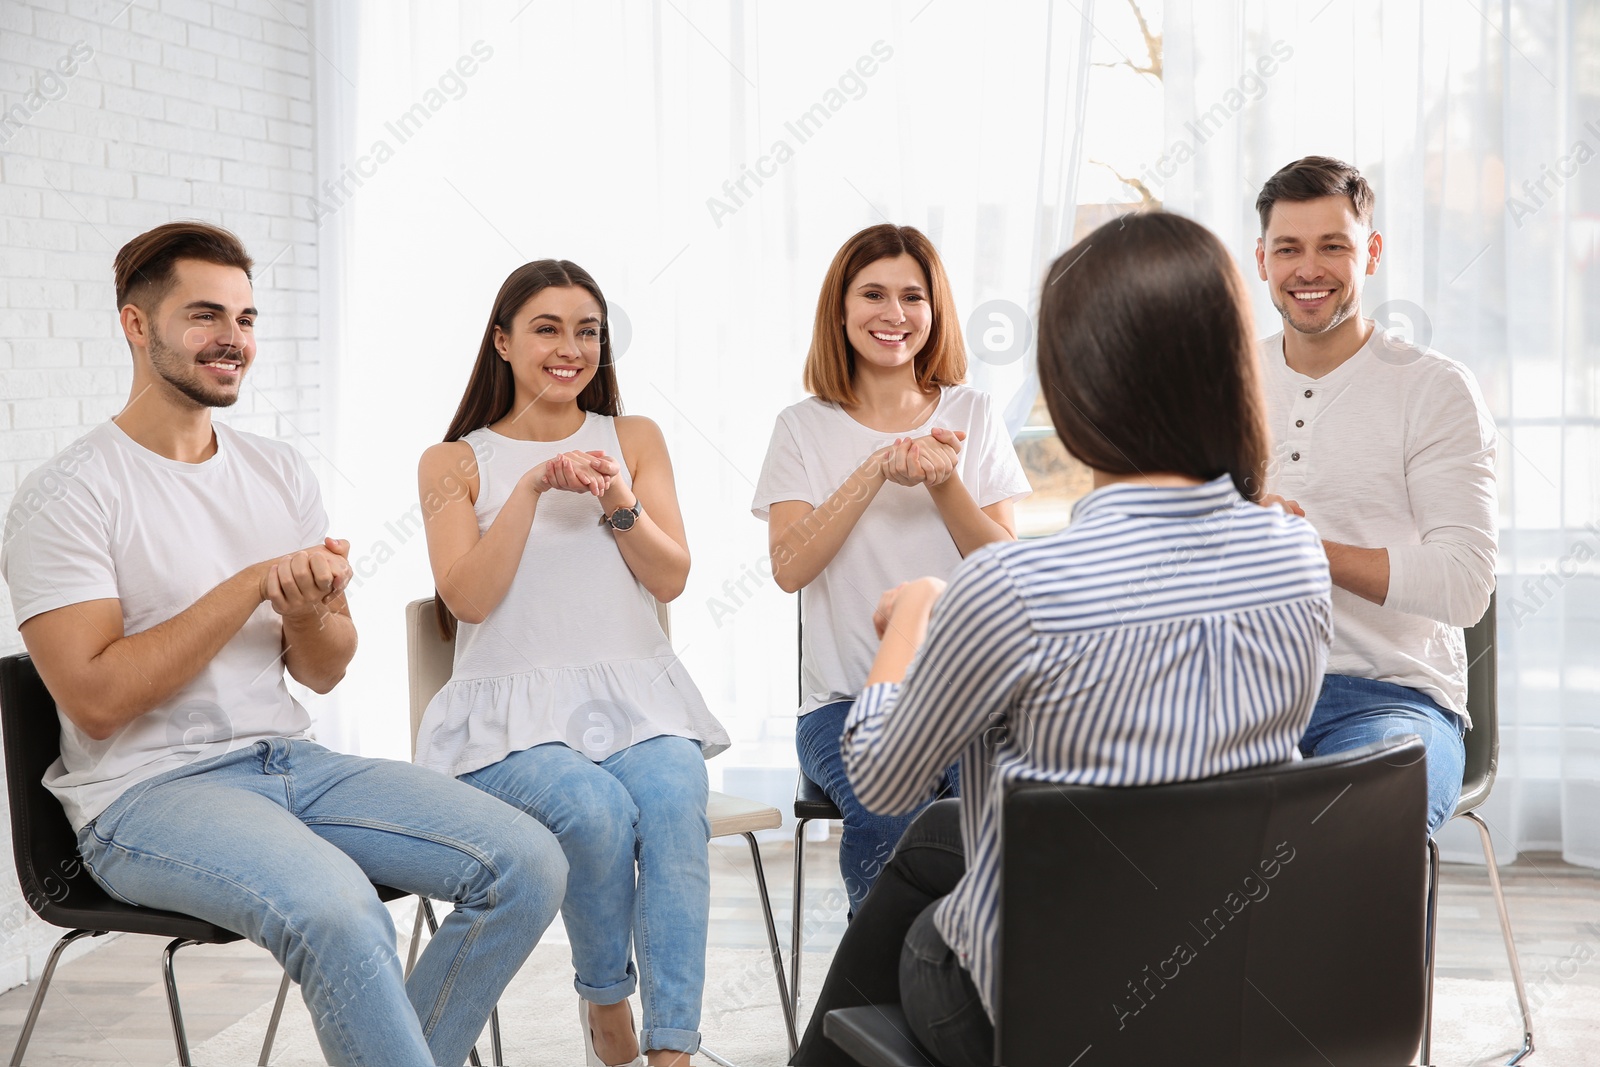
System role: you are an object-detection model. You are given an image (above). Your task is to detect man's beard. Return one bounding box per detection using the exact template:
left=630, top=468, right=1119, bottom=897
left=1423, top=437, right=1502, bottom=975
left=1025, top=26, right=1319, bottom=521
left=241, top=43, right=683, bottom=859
left=1273, top=288, right=1360, bottom=337
left=147, top=330, right=243, bottom=409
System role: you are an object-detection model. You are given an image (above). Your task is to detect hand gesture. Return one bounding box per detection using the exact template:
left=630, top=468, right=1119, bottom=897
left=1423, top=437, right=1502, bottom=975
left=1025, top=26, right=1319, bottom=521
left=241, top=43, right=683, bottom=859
left=1259, top=494, right=1305, bottom=518
left=916, top=427, right=966, bottom=487
left=879, top=428, right=965, bottom=488
left=873, top=576, right=949, bottom=639
left=526, top=450, right=620, bottom=498
left=263, top=538, right=352, bottom=619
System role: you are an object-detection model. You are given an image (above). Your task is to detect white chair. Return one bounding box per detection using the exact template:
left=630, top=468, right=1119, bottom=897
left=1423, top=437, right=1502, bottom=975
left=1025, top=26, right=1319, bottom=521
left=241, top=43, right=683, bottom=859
left=403, top=597, right=798, bottom=1063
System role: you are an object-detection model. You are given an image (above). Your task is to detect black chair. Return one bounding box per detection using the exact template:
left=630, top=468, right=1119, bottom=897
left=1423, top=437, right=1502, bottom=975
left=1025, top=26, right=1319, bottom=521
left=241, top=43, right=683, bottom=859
left=825, top=735, right=1431, bottom=1066
left=791, top=591, right=844, bottom=1020
left=1422, top=593, right=1531, bottom=1066
left=0, top=653, right=459, bottom=1067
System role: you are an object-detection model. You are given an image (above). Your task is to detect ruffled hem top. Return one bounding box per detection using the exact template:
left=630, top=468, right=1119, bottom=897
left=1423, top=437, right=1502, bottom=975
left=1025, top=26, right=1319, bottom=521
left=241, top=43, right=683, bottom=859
left=414, top=416, right=730, bottom=778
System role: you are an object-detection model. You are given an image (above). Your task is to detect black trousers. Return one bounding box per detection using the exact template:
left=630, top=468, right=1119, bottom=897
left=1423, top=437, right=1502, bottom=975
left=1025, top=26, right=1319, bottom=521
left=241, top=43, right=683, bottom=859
left=792, top=799, right=994, bottom=1067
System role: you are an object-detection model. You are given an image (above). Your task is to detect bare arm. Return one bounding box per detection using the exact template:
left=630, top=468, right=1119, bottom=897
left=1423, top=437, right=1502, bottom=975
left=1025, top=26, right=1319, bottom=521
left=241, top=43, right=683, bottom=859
left=420, top=441, right=536, bottom=626
left=18, top=551, right=322, bottom=741
left=420, top=440, right=618, bottom=624
left=928, top=480, right=1017, bottom=554
left=604, top=416, right=691, bottom=602
left=1322, top=541, right=1390, bottom=606
left=767, top=449, right=890, bottom=594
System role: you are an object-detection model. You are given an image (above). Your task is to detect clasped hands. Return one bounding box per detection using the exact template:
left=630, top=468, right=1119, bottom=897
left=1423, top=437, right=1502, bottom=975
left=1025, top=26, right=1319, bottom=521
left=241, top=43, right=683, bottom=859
left=260, top=537, right=351, bottom=620
left=519, top=450, right=623, bottom=498
left=876, top=427, right=966, bottom=488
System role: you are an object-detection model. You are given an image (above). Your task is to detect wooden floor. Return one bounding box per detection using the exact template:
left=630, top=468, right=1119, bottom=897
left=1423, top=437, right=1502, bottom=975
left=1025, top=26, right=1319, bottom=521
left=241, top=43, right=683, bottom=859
left=0, top=834, right=1594, bottom=1065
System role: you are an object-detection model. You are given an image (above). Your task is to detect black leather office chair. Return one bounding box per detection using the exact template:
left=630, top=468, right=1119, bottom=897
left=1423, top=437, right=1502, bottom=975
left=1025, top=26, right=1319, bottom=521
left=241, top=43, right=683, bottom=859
left=0, top=652, right=448, bottom=1067
left=1422, top=593, right=1531, bottom=1065
left=824, top=736, right=1430, bottom=1066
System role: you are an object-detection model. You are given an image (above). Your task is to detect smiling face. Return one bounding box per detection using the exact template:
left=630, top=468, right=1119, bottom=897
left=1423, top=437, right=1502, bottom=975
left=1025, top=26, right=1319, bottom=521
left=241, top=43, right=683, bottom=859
left=842, top=254, right=933, bottom=371
left=1256, top=195, right=1381, bottom=338
left=495, top=285, right=604, bottom=403
left=138, top=258, right=257, bottom=409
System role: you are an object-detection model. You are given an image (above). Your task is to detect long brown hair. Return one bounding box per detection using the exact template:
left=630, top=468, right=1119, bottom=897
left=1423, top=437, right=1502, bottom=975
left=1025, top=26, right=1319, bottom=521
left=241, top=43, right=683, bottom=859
left=435, top=259, right=622, bottom=636
left=804, top=224, right=966, bottom=406
left=1036, top=212, right=1270, bottom=500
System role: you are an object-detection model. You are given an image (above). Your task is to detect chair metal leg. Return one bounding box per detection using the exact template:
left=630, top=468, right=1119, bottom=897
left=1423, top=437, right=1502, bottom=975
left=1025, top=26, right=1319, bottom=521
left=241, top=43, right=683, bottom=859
left=1422, top=837, right=1440, bottom=1066
left=743, top=831, right=797, bottom=1055
left=423, top=899, right=497, bottom=1066
left=9, top=928, right=97, bottom=1066
left=405, top=896, right=426, bottom=977
left=1464, top=810, right=1535, bottom=1065
left=163, top=937, right=203, bottom=1066
left=258, top=971, right=293, bottom=1065
left=791, top=816, right=810, bottom=1024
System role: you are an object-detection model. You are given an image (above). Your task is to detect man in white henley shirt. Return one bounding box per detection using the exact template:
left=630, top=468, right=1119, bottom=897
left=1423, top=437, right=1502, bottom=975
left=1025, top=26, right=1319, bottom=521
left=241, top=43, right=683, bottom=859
left=1252, top=156, right=1497, bottom=835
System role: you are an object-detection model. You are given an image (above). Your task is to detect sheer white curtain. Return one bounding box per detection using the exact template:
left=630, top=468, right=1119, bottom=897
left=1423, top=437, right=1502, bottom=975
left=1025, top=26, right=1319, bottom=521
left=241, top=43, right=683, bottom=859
left=1164, top=0, right=1600, bottom=866
left=309, top=1, right=1096, bottom=802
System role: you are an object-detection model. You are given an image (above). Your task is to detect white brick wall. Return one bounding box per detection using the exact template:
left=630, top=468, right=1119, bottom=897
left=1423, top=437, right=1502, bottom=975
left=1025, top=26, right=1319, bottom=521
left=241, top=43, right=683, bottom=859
left=0, top=0, right=323, bottom=991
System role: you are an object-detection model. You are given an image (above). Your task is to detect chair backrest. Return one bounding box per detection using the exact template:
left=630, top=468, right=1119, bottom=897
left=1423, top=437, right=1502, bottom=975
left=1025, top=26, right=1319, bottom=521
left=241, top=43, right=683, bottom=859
left=405, top=596, right=673, bottom=756
left=997, top=736, right=1429, bottom=1066
left=1460, top=590, right=1499, bottom=799
left=0, top=653, right=114, bottom=923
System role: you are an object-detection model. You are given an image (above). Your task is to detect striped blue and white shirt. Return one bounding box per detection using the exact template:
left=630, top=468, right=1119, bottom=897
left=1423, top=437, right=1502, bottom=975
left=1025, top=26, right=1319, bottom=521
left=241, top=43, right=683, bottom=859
left=841, top=475, right=1332, bottom=1020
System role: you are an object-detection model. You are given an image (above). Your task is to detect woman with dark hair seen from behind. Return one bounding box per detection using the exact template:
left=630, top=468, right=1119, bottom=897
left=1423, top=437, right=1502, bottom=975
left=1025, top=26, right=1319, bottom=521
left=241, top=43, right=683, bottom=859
left=753, top=223, right=1031, bottom=917
left=790, top=213, right=1334, bottom=1066
left=414, top=260, right=730, bottom=1067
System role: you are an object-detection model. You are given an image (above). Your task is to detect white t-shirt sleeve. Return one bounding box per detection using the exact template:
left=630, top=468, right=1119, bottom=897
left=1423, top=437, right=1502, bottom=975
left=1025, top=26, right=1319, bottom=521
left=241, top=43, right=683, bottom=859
left=970, top=390, right=1032, bottom=507
left=2, top=470, right=120, bottom=626
left=751, top=410, right=816, bottom=521
left=291, top=449, right=329, bottom=547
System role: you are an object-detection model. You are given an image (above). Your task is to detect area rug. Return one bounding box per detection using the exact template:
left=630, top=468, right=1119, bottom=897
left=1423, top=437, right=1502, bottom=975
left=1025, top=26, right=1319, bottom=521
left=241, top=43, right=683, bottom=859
left=194, top=943, right=799, bottom=1066
left=193, top=952, right=1600, bottom=1066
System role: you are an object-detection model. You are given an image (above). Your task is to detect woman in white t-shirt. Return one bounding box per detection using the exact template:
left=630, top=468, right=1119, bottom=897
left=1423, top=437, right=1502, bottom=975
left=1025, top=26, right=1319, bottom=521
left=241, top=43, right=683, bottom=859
left=752, top=224, right=1031, bottom=915
left=415, top=260, right=729, bottom=1067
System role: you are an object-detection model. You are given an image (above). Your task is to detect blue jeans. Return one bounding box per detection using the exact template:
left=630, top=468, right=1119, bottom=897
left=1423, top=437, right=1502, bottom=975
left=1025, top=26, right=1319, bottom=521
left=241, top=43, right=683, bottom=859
left=795, top=700, right=959, bottom=916
left=77, top=740, right=566, bottom=1067
left=1300, top=674, right=1467, bottom=836
left=462, top=735, right=710, bottom=1055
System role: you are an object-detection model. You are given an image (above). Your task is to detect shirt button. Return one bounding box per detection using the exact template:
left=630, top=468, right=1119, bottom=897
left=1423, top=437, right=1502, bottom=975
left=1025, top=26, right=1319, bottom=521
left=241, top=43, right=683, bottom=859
left=1295, top=419, right=1304, bottom=428
left=1292, top=452, right=1301, bottom=461
left=1304, top=389, right=1313, bottom=398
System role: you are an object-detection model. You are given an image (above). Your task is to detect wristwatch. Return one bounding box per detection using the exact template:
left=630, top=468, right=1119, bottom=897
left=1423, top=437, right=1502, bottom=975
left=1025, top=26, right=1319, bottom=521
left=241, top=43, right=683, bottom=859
left=602, top=498, right=643, bottom=532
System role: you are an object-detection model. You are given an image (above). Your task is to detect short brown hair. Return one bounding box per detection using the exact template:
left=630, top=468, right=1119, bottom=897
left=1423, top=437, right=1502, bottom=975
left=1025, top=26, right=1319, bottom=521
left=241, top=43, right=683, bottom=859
left=804, top=224, right=965, bottom=406
left=113, top=221, right=253, bottom=311
left=1037, top=211, right=1270, bottom=500
left=1255, top=156, right=1375, bottom=233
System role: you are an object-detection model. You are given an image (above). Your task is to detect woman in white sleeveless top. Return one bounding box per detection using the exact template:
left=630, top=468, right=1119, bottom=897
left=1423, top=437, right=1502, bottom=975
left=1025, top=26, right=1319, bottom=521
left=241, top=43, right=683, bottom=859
left=415, top=260, right=729, bottom=1067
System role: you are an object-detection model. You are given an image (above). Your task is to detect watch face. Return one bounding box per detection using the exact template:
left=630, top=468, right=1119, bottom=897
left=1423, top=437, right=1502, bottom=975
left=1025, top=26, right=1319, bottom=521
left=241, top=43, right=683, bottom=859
left=610, top=507, right=637, bottom=531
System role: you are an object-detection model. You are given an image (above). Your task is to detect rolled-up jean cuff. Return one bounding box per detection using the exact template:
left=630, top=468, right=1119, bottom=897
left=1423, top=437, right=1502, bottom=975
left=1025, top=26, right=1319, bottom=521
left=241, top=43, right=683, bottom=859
left=639, top=1026, right=700, bottom=1055
left=576, top=961, right=638, bottom=1004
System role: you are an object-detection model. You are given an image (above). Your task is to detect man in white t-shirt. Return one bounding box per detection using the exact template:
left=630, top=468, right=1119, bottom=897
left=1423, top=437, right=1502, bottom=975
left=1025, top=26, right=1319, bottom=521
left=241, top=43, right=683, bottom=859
left=0, top=222, right=566, bottom=1067
left=1252, top=156, right=1498, bottom=835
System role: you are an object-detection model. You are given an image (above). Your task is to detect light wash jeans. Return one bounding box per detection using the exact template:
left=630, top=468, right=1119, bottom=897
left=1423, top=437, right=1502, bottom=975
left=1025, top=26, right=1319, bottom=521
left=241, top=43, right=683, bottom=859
left=1300, top=674, right=1468, bottom=836
left=462, top=735, right=710, bottom=1056
left=77, top=739, right=567, bottom=1067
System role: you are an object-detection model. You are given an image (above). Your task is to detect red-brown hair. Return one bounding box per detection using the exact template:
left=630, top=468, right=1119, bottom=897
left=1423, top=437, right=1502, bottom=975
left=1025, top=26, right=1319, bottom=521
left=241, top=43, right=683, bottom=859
left=804, top=224, right=966, bottom=406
